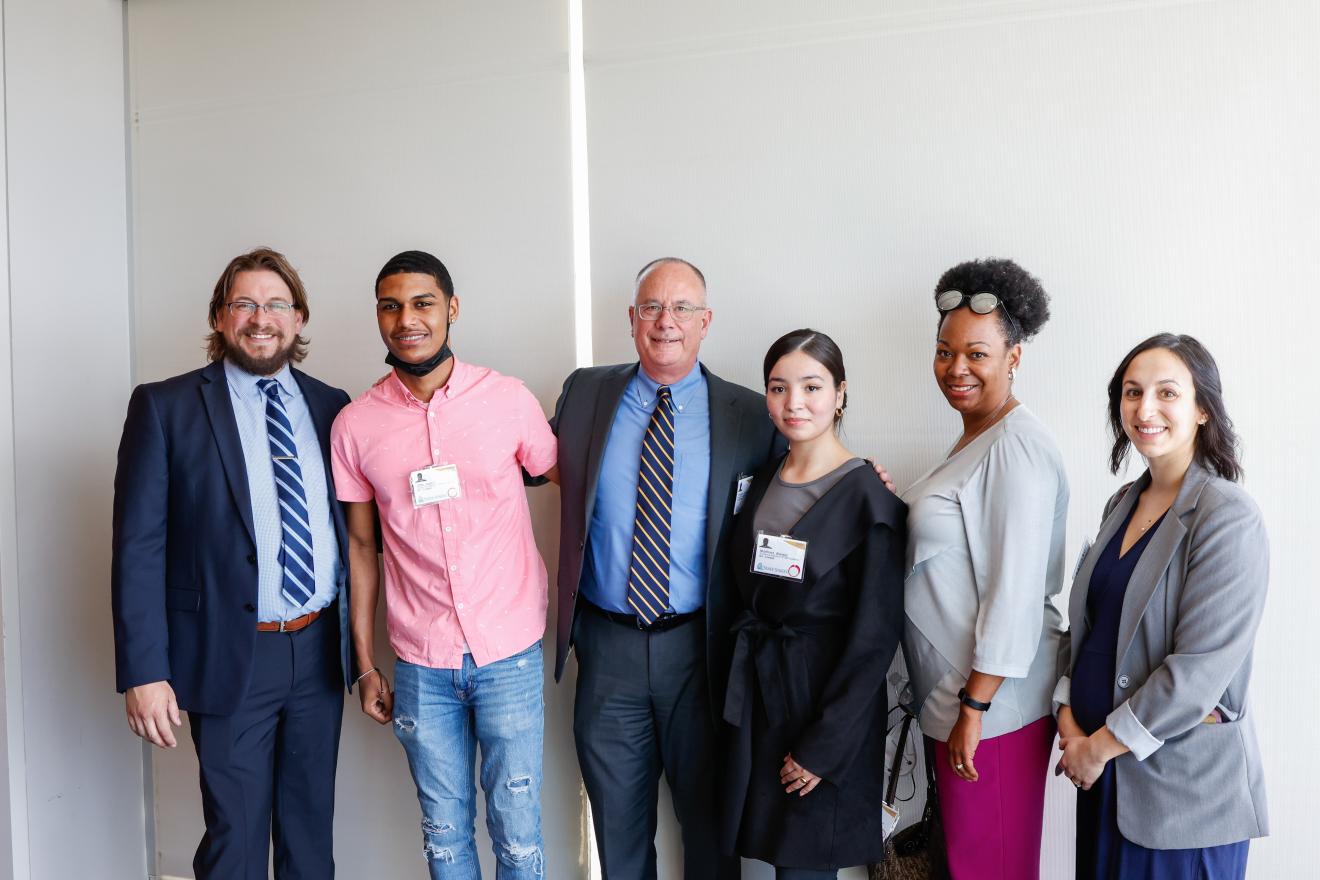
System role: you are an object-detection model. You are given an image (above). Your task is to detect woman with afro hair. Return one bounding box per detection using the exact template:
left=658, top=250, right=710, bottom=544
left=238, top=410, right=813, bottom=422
left=899, top=258, right=1068, bottom=879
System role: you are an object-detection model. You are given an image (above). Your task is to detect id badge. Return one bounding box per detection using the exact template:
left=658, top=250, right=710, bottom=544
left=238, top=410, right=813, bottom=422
left=881, top=801, right=900, bottom=840
left=732, top=474, right=753, bottom=515
left=410, top=464, right=462, bottom=507
left=1071, top=537, right=1094, bottom=580
left=751, top=532, right=807, bottom=581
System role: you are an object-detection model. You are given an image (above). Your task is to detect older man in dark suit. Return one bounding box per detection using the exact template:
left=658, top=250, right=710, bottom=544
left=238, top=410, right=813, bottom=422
left=111, top=247, right=352, bottom=879
left=542, top=257, right=779, bottom=879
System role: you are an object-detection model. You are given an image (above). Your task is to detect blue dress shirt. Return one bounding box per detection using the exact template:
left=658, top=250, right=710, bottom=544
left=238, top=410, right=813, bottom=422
left=224, top=359, right=341, bottom=621
left=582, top=363, right=711, bottom=614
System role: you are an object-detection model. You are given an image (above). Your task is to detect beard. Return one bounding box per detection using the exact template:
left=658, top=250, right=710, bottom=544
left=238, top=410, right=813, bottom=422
left=226, top=331, right=298, bottom=376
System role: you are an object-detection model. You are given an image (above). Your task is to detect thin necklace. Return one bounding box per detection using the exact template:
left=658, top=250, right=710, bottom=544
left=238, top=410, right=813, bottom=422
left=956, top=393, right=1017, bottom=451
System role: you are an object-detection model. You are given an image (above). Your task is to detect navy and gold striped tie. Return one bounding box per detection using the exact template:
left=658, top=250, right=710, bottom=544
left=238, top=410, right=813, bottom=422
left=627, top=385, right=675, bottom=624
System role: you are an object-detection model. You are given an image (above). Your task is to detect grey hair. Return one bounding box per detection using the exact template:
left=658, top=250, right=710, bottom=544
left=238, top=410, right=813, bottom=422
left=634, top=257, right=708, bottom=301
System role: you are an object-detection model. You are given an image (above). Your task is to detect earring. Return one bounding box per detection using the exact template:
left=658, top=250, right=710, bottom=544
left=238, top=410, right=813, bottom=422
left=835, top=407, right=843, bottom=418
left=1198, top=418, right=1208, bottom=426
left=1009, top=367, right=1017, bottom=381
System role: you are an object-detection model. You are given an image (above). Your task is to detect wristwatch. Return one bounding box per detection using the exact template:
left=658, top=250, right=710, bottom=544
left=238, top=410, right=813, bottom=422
left=957, top=687, right=992, bottom=712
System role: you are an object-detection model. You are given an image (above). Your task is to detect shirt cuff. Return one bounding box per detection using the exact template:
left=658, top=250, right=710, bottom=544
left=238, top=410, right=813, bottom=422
left=1106, top=700, right=1164, bottom=761
left=1052, top=675, right=1071, bottom=716
left=969, top=657, right=1031, bottom=679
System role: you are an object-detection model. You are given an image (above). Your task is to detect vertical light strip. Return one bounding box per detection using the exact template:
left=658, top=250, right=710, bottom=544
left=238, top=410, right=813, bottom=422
left=0, top=0, right=34, bottom=873
left=568, top=0, right=593, bottom=368
left=568, top=4, right=601, bottom=877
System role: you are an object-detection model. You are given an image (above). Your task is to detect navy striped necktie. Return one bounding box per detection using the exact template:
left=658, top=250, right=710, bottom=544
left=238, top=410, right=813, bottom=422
left=257, top=378, right=316, bottom=608
left=626, top=385, right=675, bottom=624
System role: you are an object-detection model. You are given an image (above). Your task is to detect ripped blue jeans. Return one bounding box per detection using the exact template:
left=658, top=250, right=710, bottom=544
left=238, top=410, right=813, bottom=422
left=393, top=642, right=544, bottom=879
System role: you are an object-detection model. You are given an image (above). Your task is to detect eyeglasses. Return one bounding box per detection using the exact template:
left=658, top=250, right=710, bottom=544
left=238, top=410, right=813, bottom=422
left=634, top=302, right=708, bottom=323
left=936, top=290, right=1003, bottom=314
left=936, top=289, right=1021, bottom=336
left=225, top=301, right=296, bottom=318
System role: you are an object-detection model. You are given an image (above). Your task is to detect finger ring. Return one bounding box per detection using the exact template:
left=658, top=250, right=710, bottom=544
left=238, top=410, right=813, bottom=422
left=955, top=763, right=965, bottom=770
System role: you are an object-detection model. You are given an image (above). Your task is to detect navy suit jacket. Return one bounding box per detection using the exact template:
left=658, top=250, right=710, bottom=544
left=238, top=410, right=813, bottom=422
left=111, top=359, right=353, bottom=716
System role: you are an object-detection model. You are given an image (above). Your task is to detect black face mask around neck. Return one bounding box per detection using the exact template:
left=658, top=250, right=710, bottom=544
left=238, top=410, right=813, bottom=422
left=385, top=321, right=453, bottom=377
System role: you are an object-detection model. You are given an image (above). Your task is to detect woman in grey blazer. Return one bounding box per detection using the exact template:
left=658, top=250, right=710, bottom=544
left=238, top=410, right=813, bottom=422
left=1055, top=333, right=1269, bottom=879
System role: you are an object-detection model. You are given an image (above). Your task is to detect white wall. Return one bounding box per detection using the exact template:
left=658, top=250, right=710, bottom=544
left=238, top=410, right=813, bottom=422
left=0, top=0, right=148, bottom=877
left=582, top=1, right=1319, bottom=877
left=124, top=1, right=582, bottom=877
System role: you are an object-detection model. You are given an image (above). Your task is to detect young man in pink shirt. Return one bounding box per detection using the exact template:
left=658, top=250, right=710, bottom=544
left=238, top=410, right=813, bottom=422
left=330, top=251, right=556, bottom=879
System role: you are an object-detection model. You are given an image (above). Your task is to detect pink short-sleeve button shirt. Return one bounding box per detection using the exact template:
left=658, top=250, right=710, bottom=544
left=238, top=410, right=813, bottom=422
left=330, top=360, right=557, bottom=669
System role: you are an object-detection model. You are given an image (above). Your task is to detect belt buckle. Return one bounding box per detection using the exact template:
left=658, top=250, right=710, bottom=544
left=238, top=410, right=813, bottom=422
left=279, top=619, right=288, bottom=633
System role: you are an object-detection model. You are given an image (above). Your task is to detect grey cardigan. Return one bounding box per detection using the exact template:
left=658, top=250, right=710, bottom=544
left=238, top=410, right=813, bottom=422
left=1055, top=462, right=1270, bottom=849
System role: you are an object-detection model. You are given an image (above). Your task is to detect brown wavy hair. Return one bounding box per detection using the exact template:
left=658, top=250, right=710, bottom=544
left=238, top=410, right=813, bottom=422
left=205, top=247, right=310, bottom=363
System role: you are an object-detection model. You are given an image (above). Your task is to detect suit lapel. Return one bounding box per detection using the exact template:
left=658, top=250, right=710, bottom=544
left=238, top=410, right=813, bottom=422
left=1070, top=474, right=1146, bottom=639
left=294, top=371, right=337, bottom=503
left=704, top=370, right=744, bottom=577
left=199, top=361, right=257, bottom=548
left=582, top=365, right=634, bottom=532
left=1113, top=465, right=1209, bottom=665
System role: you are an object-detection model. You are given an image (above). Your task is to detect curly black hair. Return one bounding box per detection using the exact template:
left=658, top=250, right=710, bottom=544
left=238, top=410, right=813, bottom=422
left=934, top=258, right=1050, bottom=345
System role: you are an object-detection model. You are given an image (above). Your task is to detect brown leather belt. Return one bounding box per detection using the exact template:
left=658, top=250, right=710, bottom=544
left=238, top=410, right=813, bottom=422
left=257, top=609, right=322, bottom=633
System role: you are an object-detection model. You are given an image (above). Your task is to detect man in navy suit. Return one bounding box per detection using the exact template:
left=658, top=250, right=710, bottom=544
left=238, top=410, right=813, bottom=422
left=111, top=247, right=353, bottom=879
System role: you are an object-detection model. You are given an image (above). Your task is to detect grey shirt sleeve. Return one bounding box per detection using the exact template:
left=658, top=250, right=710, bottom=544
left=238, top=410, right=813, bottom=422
left=960, top=432, right=1062, bottom=679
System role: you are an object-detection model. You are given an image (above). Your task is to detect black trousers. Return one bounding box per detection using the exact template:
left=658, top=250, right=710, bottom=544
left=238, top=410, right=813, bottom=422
left=573, top=606, right=739, bottom=880
left=189, top=613, right=344, bottom=880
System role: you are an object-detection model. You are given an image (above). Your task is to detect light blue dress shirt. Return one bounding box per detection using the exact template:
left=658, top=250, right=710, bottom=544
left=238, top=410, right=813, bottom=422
left=224, top=359, right=341, bottom=621
left=582, top=363, right=711, bottom=614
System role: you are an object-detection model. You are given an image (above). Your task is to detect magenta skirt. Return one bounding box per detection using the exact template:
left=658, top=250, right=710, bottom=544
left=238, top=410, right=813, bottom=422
left=927, top=715, right=1055, bottom=880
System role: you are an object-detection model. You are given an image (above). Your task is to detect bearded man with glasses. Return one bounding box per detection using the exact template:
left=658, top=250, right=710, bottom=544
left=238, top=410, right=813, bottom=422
left=111, top=246, right=354, bottom=879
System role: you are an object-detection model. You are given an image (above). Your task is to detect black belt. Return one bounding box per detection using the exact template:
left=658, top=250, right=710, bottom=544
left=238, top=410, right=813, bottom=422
left=583, top=600, right=703, bottom=633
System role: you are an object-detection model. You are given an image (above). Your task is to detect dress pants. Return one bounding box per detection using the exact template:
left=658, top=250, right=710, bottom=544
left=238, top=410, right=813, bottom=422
left=189, top=613, right=344, bottom=880
left=573, top=606, right=737, bottom=880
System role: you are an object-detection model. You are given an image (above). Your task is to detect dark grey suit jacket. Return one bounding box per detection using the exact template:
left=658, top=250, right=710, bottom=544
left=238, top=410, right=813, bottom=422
left=1057, top=462, right=1269, bottom=848
left=547, top=362, right=784, bottom=717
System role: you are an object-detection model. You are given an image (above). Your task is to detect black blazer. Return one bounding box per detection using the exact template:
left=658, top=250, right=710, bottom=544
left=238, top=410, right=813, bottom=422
left=720, top=457, right=906, bottom=869
left=547, top=362, right=784, bottom=714
left=111, top=360, right=353, bottom=715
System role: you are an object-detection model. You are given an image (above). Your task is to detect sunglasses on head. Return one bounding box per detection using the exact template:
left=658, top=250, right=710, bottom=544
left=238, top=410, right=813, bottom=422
left=936, top=289, right=1022, bottom=338
left=936, top=290, right=1002, bottom=314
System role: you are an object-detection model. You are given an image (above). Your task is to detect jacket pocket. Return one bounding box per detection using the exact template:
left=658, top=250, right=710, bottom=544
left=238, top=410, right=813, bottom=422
left=165, top=587, right=201, bottom=612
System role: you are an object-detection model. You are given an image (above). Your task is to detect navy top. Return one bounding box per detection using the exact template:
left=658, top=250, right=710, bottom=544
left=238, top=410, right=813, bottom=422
left=1072, top=505, right=1165, bottom=734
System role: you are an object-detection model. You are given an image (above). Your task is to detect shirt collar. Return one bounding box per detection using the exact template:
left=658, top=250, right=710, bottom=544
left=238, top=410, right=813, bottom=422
left=380, top=357, right=474, bottom=409
left=224, top=358, right=299, bottom=400
left=633, top=361, right=705, bottom=413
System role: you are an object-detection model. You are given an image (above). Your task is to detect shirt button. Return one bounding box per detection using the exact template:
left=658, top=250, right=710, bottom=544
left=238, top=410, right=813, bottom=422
left=444, top=526, right=452, bottom=533
left=1117, top=675, right=1131, bottom=689
left=457, top=603, right=464, bottom=610
left=449, top=564, right=457, bottom=571
left=433, top=449, right=440, bottom=456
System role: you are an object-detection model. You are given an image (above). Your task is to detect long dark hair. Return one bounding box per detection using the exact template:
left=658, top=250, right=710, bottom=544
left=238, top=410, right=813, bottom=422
left=763, top=329, right=847, bottom=425
left=1107, top=333, right=1242, bottom=481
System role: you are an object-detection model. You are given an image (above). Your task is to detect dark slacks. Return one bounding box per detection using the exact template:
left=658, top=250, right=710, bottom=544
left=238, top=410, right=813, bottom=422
left=189, top=613, right=344, bottom=880
left=573, top=606, right=738, bottom=880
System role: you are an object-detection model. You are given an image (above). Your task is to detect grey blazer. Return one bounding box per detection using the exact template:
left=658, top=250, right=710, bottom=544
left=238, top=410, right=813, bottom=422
left=546, top=362, right=784, bottom=716
left=1056, top=462, right=1269, bottom=849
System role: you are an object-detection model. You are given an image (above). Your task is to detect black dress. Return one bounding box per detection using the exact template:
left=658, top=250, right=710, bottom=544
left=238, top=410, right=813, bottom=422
left=720, top=456, right=906, bottom=870
left=1072, top=506, right=1249, bottom=880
